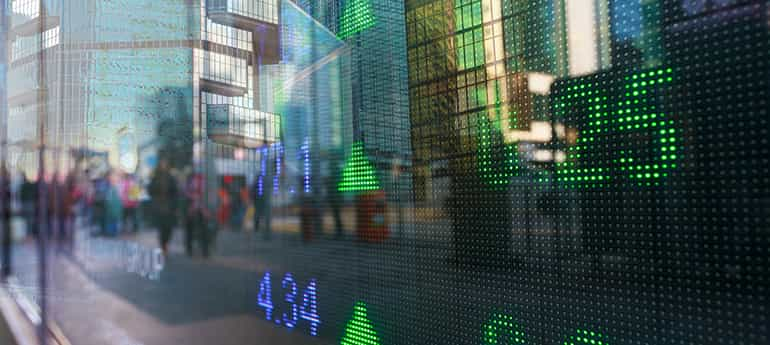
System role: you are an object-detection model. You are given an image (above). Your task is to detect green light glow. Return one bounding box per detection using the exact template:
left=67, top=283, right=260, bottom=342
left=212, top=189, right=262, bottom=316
left=477, top=81, right=520, bottom=188
left=340, top=301, right=381, bottom=345
left=564, top=329, right=608, bottom=345
left=338, top=0, right=376, bottom=39
left=477, top=113, right=520, bottom=188
left=338, top=141, right=380, bottom=193
left=482, top=313, right=526, bottom=344
left=555, top=67, right=679, bottom=187
left=617, top=69, right=677, bottom=184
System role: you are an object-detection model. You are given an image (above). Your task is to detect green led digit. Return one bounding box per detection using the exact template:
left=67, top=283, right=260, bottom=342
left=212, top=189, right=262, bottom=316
left=564, top=328, right=609, bottom=345
left=476, top=80, right=521, bottom=188
left=482, top=313, right=527, bottom=344
left=616, top=68, right=677, bottom=186
left=477, top=111, right=520, bottom=188
left=556, top=67, right=679, bottom=187
left=556, top=80, right=611, bottom=187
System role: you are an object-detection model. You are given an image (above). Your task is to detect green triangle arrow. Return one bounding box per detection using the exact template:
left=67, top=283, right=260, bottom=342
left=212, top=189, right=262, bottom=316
left=338, top=141, right=380, bottom=193
left=338, top=0, right=376, bottom=39
left=340, top=301, right=381, bottom=345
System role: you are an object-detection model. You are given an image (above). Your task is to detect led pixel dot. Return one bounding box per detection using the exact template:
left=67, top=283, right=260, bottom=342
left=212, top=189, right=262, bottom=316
left=338, top=141, right=381, bottom=192
left=482, top=313, right=526, bottom=344
left=340, top=302, right=381, bottom=345
left=338, top=0, right=376, bottom=39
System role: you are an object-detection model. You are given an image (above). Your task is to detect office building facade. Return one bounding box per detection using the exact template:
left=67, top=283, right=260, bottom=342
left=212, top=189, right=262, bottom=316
left=287, top=0, right=413, bottom=230
left=6, top=0, right=281, bottom=182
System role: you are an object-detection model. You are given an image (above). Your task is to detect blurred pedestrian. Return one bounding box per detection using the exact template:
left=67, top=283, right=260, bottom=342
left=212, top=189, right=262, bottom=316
left=251, top=174, right=272, bottom=240
left=78, top=169, right=94, bottom=231
left=103, top=171, right=123, bottom=237
left=59, top=171, right=79, bottom=252
left=19, top=173, right=37, bottom=237
left=217, top=182, right=230, bottom=230
left=1, top=166, right=11, bottom=278
left=238, top=183, right=249, bottom=231
left=48, top=172, right=73, bottom=242
left=47, top=172, right=59, bottom=240
left=185, top=172, right=210, bottom=257
left=148, top=158, right=178, bottom=255
left=229, top=179, right=244, bottom=231
left=118, top=172, right=140, bottom=233
left=92, top=174, right=109, bottom=236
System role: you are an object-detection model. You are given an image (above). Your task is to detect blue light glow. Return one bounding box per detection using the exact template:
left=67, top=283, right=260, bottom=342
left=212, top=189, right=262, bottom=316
left=282, top=273, right=298, bottom=328
left=299, top=279, right=320, bottom=336
left=302, top=138, right=311, bottom=193
left=274, top=143, right=283, bottom=193
left=258, top=146, right=268, bottom=196
left=257, top=272, right=274, bottom=320
left=257, top=271, right=320, bottom=336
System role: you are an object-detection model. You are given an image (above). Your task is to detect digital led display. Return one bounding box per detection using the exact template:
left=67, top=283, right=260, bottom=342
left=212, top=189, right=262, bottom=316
left=2, top=0, right=768, bottom=345
left=552, top=67, right=678, bottom=187
left=338, top=141, right=380, bottom=193
left=257, top=271, right=320, bottom=336
left=340, top=302, right=381, bottom=345
left=338, top=0, right=376, bottom=39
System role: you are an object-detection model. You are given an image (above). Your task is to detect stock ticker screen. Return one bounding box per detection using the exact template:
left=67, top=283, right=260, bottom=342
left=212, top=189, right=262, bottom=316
left=2, top=0, right=769, bottom=345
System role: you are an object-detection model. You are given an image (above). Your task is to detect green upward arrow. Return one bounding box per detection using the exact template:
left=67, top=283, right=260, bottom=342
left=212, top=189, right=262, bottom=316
left=338, top=0, right=376, bottom=39
left=338, top=141, right=380, bottom=193
left=340, top=301, right=381, bottom=345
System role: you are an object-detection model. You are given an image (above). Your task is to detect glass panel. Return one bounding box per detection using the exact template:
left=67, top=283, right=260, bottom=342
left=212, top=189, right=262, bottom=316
left=0, top=0, right=768, bottom=345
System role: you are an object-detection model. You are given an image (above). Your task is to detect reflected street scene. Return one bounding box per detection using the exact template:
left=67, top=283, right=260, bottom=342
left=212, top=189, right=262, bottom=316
left=0, top=0, right=768, bottom=344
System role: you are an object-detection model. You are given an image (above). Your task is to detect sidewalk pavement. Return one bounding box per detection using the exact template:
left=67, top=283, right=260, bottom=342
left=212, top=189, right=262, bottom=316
left=2, top=220, right=641, bottom=345
left=4, top=225, right=428, bottom=345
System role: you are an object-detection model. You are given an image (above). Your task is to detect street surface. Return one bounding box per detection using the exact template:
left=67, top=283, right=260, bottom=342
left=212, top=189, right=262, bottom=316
left=4, top=217, right=759, bottom=345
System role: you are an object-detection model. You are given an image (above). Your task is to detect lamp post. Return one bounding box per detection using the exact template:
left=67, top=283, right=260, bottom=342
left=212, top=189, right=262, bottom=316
left=36, top=0, right=49, bottom=343
left=0, top=0, right=10, bottom=281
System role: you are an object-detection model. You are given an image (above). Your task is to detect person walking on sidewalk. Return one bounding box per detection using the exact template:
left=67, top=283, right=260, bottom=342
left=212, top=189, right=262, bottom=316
left=148, top=158, right=178, bottom=256
left=19, top=172, right=37, bottom=237
left=184, top=172, right=211, bottom=257
left=118, top=172, right=140, bottom=233
left=251, top=174, right=272, bottom=240
left=59, top=171, right=80, bottom=252
left=103, top=171, right=124, bottom=237
left=216, top=183, right=231, bottom=230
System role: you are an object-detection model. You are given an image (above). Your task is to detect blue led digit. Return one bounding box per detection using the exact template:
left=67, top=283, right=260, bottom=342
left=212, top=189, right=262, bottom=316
left=258, top=147, right=267, bottom=196
left=274, top=143, right=283, bottom=193
left=257, top=272, right=274, bottom=320
left=259, top=271, right=320, bottom=336
left=299, top=279, right=320, bottom=336
left=302, top=138, right=311, bottom=193
left=282, top=273, right=298, bottom=329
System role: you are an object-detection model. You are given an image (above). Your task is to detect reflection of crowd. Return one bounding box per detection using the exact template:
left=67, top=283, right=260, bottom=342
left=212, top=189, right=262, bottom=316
left=14, top=168, right=89, bottom=252
left=9, top=166, right=161, bottom=253
left=5, top=154, right=286, bottom=259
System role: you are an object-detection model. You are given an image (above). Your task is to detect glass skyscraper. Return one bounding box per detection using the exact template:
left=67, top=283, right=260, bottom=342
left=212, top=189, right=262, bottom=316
left=6, top=0, right=283, bottom=176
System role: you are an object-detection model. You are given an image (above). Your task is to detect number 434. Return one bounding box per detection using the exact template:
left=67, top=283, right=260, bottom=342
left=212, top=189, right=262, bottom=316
left=258, top=272, right=321, bottom=336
